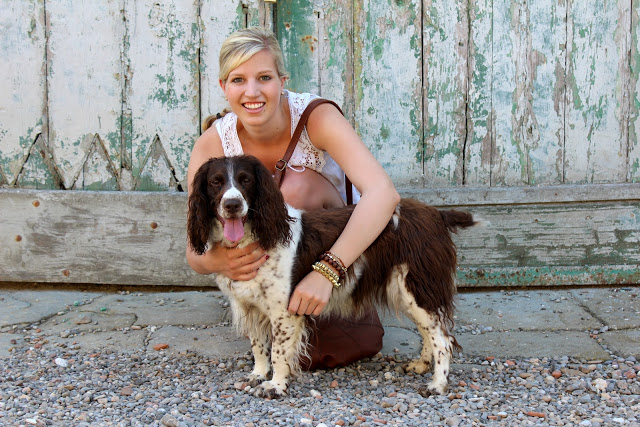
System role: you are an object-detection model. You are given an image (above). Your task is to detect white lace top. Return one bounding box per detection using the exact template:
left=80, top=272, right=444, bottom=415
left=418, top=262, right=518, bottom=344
left=215, top=90, right=359, bottom=203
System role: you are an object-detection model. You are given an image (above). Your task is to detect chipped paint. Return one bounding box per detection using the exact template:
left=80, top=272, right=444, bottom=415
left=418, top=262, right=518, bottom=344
left=1, top=0, right=639, bottom=192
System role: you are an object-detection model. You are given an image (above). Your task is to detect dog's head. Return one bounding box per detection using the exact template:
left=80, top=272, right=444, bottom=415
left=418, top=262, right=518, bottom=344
left=187, top=155, right=293, bottom=254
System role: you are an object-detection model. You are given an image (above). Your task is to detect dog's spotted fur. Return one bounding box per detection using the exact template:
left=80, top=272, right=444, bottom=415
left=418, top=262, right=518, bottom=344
left=188, top=155, right=476, bottom=398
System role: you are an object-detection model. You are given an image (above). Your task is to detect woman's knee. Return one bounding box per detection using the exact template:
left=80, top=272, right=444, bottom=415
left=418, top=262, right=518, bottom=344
left=280, top=169, right=342, bottom=210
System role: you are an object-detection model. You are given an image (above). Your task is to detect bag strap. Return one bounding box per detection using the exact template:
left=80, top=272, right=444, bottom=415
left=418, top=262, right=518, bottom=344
left=274, top=98, right=354, bottom=205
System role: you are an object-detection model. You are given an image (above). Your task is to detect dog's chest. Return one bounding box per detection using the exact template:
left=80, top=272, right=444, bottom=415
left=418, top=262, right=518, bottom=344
left=220, top=246, right=296, bottom=309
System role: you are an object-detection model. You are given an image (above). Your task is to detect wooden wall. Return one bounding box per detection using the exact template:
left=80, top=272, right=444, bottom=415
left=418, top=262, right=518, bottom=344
left=1, top=0, right=639, bottom=288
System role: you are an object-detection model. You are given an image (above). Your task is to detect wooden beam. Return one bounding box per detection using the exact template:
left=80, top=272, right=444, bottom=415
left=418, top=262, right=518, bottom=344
left=1, top=184, right=638, bottom=288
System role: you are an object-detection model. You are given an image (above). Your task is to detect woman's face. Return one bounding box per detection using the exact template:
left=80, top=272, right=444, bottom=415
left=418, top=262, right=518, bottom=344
left=220, top=49, right=286, bottom=128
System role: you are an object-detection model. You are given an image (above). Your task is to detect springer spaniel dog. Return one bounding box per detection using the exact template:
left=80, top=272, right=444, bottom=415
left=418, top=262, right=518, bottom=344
left=187, top=155, right=475, bottom=399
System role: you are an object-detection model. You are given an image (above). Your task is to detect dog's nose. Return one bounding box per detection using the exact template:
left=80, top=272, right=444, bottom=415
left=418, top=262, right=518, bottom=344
left=223, top=198, right=243, bottom=214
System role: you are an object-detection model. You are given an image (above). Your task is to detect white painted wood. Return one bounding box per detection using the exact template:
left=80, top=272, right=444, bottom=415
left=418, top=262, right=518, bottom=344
left=490, top=0, right=567, bottom=186
left=400, top=182, right=640, bottom=207
left=353, top=0, right=423, bottom=187
left=2, top=186, right=639, bottom=288
left=46, top=0, right=124, bottom=189
left=199, top=0, right=248, bottom=165
left=423, top=0, right=469, bottom=187
left=124, top=0, right=199, bottom=190
left=628, top=0, right=640, bottom=183
left=464, top=0, right=493, bottom=187
left=0, top=0, right=45, bottom=185
left=317, top=0, right=353, bottom=120
left=0, top=189, right=211, bottom=287
left=564, top=0, right=629, bottom=184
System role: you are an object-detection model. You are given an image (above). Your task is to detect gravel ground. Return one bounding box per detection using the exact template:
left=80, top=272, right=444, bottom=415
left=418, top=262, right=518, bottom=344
left=1, top=340, right=639, bottom=427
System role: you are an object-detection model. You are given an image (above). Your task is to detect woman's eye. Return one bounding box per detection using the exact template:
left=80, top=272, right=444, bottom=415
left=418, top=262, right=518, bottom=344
left=259, top=75, right=272, bottom=81
left=231, top=77, right=243, bottom=83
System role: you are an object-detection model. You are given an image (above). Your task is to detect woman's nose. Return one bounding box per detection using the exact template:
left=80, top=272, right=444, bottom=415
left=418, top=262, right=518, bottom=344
left=245, top=79, right=260, bottom=96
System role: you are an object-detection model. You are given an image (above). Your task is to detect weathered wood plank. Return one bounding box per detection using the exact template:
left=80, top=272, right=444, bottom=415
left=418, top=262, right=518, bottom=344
left=2, top=187, right=639, bottom=288
left=317, top=0, right=353, bottom=116
left=199, top=0, right=249, bottom=153
left=400, top=182, right=640, bottom=207
left=464, top=0, right=493, bottom=187
left=124, top=0, right=199, bottom=191
left=630, top=0, right=640, bottom=182
left=422, top=0, right=468, bottom=187
left=564, top=0, right=629, bottom=184
left=456, top=201, right=640, bottom=268
left=277, top=0, right=321, bottom=94
left=0, top=0, right=46, bottom=186
left=491, top=0, right=567, bottom=186
left=0, top=189, right=210, bottom=287
left=353, top=0, right=423, bottom=186
left=46, top=0, right=124, bottom=189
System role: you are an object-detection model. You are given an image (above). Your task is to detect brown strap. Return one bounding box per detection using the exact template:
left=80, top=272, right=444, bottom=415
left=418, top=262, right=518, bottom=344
left=274, top=98, right=354, bottom=205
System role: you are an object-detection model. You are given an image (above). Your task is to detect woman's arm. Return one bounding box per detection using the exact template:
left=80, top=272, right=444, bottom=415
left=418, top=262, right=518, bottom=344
left=287, top=103, right=401, bottom=316
left=185, top=127, right=268, bottom=280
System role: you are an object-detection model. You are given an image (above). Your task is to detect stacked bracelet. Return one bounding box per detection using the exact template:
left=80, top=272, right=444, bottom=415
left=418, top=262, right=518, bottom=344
left=312, top=261, right=341, bottom=288
left=320, top=251, right=348, bottom=282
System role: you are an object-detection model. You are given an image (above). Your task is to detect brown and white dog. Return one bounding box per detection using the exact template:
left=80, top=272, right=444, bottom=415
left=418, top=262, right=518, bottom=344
left=187, top=155, right=475, bottom=398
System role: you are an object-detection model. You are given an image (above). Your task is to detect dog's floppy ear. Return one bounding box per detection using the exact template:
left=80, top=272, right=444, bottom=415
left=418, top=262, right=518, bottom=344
left=246, top=155, right=293, bottom=250
left=187, top=159, right=216, bottom=255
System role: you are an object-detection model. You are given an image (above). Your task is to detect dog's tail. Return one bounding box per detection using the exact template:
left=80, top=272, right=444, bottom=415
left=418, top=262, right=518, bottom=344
left=439, top=209, right=476, bottom=233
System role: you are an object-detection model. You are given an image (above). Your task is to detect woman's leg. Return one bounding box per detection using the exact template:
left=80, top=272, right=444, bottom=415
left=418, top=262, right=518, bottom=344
left=279, top=168, right=345, bottom=210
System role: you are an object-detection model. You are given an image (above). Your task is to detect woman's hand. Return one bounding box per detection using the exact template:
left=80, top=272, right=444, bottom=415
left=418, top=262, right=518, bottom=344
left=191, top=241, right=268, bottom=281
left=288, top=271, right=333, bottom=316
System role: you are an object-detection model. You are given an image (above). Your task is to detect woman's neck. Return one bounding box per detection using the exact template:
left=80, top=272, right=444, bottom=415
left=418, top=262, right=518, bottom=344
left=238, top=95, right=291, bottom=149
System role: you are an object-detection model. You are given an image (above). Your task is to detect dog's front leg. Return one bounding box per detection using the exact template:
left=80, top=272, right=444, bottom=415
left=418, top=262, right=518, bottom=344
left=254, top=312, right=306, bottom=399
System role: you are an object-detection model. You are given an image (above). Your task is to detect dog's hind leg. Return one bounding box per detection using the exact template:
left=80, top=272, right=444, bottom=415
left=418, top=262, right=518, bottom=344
left=391, top=267, right=454, bottom=395
left=254, top=312, right=306, bottom=399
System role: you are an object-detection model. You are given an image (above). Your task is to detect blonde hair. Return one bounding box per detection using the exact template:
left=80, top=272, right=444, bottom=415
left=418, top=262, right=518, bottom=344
left=202, top=26, right=289, bottom=132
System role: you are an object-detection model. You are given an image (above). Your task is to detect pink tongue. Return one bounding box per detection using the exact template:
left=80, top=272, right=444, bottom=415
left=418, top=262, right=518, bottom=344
left=223, top=218, right=245, bottom=242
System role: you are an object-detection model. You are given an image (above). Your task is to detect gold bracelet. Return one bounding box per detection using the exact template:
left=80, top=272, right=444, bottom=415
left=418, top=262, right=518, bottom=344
left=312, top=261, right=341, bottom=288
left=321, top=251, right=348, bottom=279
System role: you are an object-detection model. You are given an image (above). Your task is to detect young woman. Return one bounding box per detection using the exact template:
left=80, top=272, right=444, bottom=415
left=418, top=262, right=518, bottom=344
left=186, top=26, right=400, bottom=367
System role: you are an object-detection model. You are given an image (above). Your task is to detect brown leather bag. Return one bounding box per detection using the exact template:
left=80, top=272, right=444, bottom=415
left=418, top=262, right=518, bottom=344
left=274, top=97, right=384, bottom=370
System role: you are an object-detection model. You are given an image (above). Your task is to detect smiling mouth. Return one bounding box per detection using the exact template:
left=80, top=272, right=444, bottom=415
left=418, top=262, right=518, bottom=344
left=243, top=102, right=265, bottom=110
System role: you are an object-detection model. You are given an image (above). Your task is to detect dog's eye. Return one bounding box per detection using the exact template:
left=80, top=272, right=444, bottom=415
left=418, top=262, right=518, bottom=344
left=238, top=174, right=253, bottom=186
left=210, top=177, right=223, bottom=187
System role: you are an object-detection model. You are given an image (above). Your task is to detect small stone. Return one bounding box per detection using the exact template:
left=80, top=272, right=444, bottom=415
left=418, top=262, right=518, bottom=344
left=309, top=389, right=322, bottom=399
left=525, top=411, right=545, bottom=419
left=160, top=414, right=179, bottom=427
left=330, top=380, right=339, bottom=388
left=551, top=370, right=562, bottom=379
left=54, top=358, right=68, bottom=367
left=120, top=386, right=134, bottom=396
left=75, top=315, right=91, bottom=325
left=153, top=343, right=169, bottom=351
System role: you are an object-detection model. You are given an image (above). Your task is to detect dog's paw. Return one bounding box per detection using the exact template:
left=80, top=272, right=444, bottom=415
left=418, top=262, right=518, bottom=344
left=253, top=380, right=287, bottom=399
left=417, top=379, right=447, bottom=397
left=404, top=359, right=432, bottom=375
left=238, top=373, right=267, bottom=388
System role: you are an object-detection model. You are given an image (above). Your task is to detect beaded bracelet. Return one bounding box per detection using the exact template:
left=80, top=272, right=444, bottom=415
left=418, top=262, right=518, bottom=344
left=312, top=261, right=341, bottom=288
left=320, top=251, right=348, bottom=282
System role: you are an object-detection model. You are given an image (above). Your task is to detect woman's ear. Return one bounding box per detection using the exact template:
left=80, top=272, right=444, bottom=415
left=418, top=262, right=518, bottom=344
left=219, top=79, right=227, bottom=98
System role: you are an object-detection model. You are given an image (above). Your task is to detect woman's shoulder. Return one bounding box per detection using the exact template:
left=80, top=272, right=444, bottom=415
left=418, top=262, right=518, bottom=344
left=286, top=90, right=321, bottom=116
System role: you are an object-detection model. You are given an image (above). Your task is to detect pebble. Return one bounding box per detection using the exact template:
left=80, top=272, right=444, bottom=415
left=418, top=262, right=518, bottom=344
left=0, top=350, right=638, bottom=425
